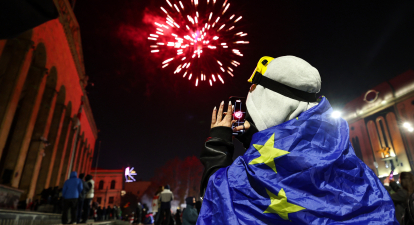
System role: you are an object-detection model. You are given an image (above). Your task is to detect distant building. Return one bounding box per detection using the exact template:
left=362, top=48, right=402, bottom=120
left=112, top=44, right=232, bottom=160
left=0, top=0, right=97, bottom=202
left=343, top=70, right=414, bottom=178
left=91, top=168, right=124, bottom=208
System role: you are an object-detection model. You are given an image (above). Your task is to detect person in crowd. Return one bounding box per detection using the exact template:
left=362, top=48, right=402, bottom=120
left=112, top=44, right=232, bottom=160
left=175, top=208, right=182, bottom=225
left=103, top=205, right=107, bottom=220
left=76, top=173, right=90, bottom=223
left=81, top=174, right=94, bottom=223
left=61, top=171, right=83, bottom=224
left=195, top=201, right=201, bottom=215
left=107, top=206, right=112, bottom=220
left=153, top=186, right=163, bottom=224
left=384, top=172, right=414, bottom=224
left=117, top=205, right=122, bottom=220
left=144, top=212, right=155, bottom=225
left=198, top=56, right=397, bottom=224
left=142, top=203, right=149, bottom=223
left=157, top=185, right=174, bottom=225
left=182, top=197, right=198, bottom=225
left=135, top=202, right=143, bottom=224
left=113, top=206, right=117, bottom=220
left=97, top=206, right=103, bottom=221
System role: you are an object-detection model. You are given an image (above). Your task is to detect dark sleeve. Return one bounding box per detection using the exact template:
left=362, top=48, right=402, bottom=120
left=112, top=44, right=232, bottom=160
left=390, top=181, right=401, bottom=192
left=199, top=126, right=234, bottom=197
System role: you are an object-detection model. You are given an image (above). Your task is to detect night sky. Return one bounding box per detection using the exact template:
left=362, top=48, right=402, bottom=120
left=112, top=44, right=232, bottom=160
left=73, top=1, right=414, bottom=180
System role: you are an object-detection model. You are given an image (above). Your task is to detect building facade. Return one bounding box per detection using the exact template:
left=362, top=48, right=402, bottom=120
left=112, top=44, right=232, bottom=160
left=90, top=169, right=124, bottom=208
left=0, top=0, right=97, bottom=201
left=343, top=70, right=414, bottom=178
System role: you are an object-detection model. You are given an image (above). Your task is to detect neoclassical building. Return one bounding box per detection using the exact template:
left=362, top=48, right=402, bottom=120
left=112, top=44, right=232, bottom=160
left=0, top=0, right=97, bottom=201
left=343, top=70, right=414, bottom=179
left=90, top=169, right=124, bottom=208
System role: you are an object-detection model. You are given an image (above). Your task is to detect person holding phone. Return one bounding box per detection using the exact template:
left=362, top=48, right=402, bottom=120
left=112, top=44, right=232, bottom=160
left=384, top=172, right=414, bottom=224
left=198, top=56, right=397, bottom=224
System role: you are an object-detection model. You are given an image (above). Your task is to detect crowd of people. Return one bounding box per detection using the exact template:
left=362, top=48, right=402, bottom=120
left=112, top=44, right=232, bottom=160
left=125, top=185, right=200, bottom=225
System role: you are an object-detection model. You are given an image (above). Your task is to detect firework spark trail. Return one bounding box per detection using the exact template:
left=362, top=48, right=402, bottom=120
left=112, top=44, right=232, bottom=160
left=147, top=0, right=248, bottom=87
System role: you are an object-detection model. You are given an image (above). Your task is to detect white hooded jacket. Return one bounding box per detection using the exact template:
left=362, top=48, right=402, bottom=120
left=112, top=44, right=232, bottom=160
left=246, top=56, right=321, bottom=131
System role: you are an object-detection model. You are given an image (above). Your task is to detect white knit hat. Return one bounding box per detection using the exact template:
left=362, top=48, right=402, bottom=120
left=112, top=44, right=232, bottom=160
left=246, top=55, right=321, bottom=131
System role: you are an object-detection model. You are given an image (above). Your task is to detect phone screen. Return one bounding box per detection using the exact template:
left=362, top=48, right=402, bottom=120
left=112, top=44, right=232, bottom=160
left=390, top=170, right=394, bottom=180
left=230, top=96, right=246, bottom=136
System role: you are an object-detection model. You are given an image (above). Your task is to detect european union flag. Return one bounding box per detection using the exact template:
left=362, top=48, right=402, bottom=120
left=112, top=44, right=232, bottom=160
left=198, top=97, right=398, bottom=225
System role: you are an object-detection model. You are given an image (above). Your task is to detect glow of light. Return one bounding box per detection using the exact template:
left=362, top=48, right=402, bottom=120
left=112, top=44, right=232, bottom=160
left=157, top=42, right=165, bottom=45
left=240, top=33, right=247, bottom=36
left=156, top=28, right=164, bottom=32
left=223, top=46, right=228, bottom=48
left=230, top=14, right=235, bottom=20
left=228, top=26, right=234, bottom=31
left=213, top=36, right=219, bottom=40
left=150, top=34, right=159, bottom=37
left=166, top=0, right=172, bottom=7
left=155, top=22, right=163, bottom=27
left=195, top=17, right=198, bottom=23
left=186, top=63, right=191, bottom=68
left=218, top=75, right=224, bottom=83
left=228, top=71, right=234, bottom=77
left=221, top=43, right=227, bottom=45
left=228, top=67, right=233, bottom=72
left=212, top=75, right=216, bottom=82
left=196, top=11, right=199, bottom=17
left=189, top=73, right=192, bottom=80
left=160, top=7, right=168, bottom=14
left=156, top=32, right=164, bottom=35
left=403, top=122, right=411, bottom=128
left=331, top=110, right=342, bottom=118
left=220, top=67, right=225, bottom=72
left=234, top=111, right=243, bottom=119
left=409, top=127, right=414, bottom=132
left=174, top=22, right=180, bottom=28
left=148, top=37, right=157, bottom=40
left=195, top=0, right=198, bottom=6
left=209, top=79, right=212, bottom=86
left=151, top=50, right=160, bottom=53
left=174, top=4, right=180, bottom=12
left=234, top=16, right=242, bottom=23
left=163, top=58, right=174, bottom=64
left=215, top=17, right=220, bottom=23
left=179, top=1, right=184, bottom=9
left=381, top=100, right=387, bottom=104
left=183, top=72, right=187, bottom=77
left=162, top=64, right=169, bottom=68
left=196, top=78, right=199, bottom=86
left=217, top=61, right=222, bottom=66
left=223, top=3, right=230, bottom=14
left=209, top=12, right=213, bottom=21
left=182, top=57, right=186, bottom=61
left=218, top=24, right=225, bottom=31
left=186, top=25, right=190, bottom=30
left=150, top=45, right=158, bottom=48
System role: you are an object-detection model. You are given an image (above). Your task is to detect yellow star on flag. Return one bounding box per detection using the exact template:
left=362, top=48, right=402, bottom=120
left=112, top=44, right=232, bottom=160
left=249, top=133, right=289, bottom=173
left=264, top=188, right=305, bottom=220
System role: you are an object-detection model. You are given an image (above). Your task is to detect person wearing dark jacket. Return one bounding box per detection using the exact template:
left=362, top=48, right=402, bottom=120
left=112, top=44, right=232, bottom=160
left=384, top=172, right=414, bottom=224
left=62, top=171, right=83, bottom=224
left=157, top=185, right=174, bottom=225
left=76, top=173, right=90, bottom=223
left=135, top=202, right=142, bottom=224
left=175, top=208, right=182, bottom=225
left=182, top=197, right=198, bottom=225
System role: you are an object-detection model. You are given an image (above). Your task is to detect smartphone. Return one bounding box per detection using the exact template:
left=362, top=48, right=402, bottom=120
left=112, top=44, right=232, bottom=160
left=229, top=96, right=246, bottom=136
left=389, top=170, right=394, bottom=180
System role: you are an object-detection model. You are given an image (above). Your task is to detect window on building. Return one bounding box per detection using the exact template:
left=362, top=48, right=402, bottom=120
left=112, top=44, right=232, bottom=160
left=110, top=180, right=116, bottom=189
left=97, top=197, right=102, bottom=204
left=99, top=180, right=104, bottom=190
left=109, top=197, right=114, bottom=204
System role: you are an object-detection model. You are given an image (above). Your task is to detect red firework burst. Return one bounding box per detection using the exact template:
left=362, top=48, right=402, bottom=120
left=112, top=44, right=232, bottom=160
left=148, top=0, right=248, bottom=86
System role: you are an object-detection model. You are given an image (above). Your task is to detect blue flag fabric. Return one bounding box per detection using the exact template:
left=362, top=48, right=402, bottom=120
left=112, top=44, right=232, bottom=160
left=198, top=97, right=398, bottom=225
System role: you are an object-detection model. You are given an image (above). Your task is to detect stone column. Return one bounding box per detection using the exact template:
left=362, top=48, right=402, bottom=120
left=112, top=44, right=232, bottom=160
left=35, top=90, right=66, bottom=194
left=0, top=44, right=48, bottom=188
left=81, top=151, right=90, bottom=174
left=77, top=145, right=86, bottom=174
left=59, top=126, right=76, bottom=187
left=50, top=113, right=72, bottom=187
left=72, top=139, right=84, bottom=173
left=0, top=31, right=33, bottom=159
left=19, top=70, right=58, bottom=199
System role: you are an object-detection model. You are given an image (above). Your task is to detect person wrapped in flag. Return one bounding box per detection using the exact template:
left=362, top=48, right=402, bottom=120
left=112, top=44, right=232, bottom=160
left=198, top=56, right=398, bottom=224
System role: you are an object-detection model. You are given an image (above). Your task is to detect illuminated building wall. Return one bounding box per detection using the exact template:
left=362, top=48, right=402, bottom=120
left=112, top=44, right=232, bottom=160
left=343, top=70, right=414, bottom=178
left=0, top=0, right=97, bottom=201
left=91, top=169, right=124, bottom=208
